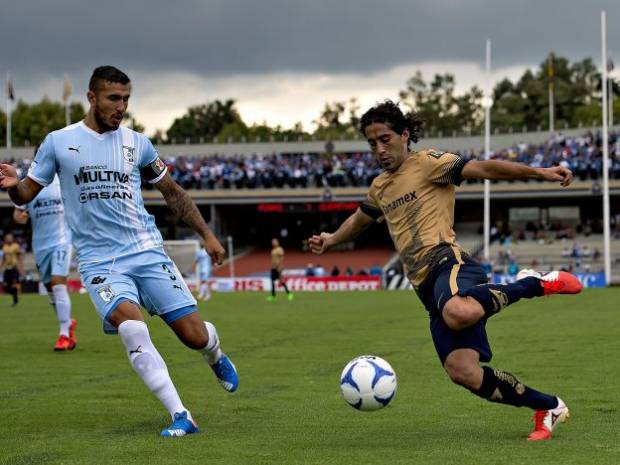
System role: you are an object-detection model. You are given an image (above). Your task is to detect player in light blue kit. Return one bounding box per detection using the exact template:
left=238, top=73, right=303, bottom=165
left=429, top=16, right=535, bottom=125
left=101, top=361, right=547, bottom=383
left=194, top=242, right=212, bottom=301
left=13, top=175, right=77, bottom=351
left=0, top=66, right=238, bottom=437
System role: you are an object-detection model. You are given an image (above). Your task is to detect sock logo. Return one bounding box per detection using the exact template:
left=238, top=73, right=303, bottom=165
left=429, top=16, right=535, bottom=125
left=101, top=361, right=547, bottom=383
left=489, top=388, right=503, bottom=401
left=489, top=289, right=509, bottom=313
left=129, top=345, right=143, bottom=355
left=493, top=369, right=526, bottom=394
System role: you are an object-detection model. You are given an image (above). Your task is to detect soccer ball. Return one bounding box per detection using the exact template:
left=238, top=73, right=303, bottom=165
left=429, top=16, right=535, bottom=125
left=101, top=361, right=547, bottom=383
left=339, top=355, right=397, bottom=411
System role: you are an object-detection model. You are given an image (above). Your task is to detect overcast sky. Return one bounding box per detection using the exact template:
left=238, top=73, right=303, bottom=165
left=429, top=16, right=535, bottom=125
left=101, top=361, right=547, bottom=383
left=1, top=0, right=619, bottom=135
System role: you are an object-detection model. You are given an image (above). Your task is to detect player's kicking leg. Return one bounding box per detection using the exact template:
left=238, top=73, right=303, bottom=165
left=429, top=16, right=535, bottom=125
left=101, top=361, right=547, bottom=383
left=445, top=268, right=583, bottom=328
left=516, top=269, right=583, bottom=295
left=166, top=311, right=239, bottom=393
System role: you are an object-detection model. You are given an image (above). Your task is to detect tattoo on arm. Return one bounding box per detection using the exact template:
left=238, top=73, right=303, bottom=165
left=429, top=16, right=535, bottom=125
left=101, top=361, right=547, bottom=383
left=155, top=174, right=210, bottom=236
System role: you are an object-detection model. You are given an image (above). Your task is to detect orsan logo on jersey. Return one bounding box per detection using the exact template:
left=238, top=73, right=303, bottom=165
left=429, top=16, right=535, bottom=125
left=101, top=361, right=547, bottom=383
left=73, top=167, right=130, bottom=186
left=79, top=190, right=133, bottom=203
left=381, top=190, right=417, bottom=215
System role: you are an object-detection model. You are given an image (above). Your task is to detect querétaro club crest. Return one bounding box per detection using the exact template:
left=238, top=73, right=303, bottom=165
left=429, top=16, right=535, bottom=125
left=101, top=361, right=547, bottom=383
left=122, top=145, right=135, bottom=163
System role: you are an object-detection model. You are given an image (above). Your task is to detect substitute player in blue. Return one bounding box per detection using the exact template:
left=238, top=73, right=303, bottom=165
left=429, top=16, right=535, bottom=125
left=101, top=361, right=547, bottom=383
left=194, top=242, right=212, bottom=301
left=0, top=66, right=238, bottom=437
left=13, top=175, right=77, bottom=351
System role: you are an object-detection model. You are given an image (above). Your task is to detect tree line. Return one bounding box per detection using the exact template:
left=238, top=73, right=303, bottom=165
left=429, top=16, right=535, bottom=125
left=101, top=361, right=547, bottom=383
left=1, top=54, right=619, bottom=148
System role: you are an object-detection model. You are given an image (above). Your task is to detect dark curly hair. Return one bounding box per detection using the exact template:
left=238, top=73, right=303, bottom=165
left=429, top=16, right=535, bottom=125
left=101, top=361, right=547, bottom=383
left=359, top=100, right=423, bottom=148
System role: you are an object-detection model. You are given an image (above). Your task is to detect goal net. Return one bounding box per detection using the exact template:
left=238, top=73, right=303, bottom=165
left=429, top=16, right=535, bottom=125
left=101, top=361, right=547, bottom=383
left=163, top=239, right=200, bottom=290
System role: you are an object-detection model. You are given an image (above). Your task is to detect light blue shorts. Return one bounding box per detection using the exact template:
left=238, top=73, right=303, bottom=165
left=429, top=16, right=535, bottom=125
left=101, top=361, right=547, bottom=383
left=198, top=271, right=211, bottom=282
left=79, top=248, right=197, bottom=334
left=35, top=243, right=73, bottom=284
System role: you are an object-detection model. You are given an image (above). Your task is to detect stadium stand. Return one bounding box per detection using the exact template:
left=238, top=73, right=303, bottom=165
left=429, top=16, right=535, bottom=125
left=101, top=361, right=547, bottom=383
left=2, top=129, right=619, bottom=283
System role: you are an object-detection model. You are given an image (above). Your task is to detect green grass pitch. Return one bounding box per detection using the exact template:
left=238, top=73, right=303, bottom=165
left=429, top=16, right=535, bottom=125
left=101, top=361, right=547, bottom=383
left=0, top=289, right=618, bottom=465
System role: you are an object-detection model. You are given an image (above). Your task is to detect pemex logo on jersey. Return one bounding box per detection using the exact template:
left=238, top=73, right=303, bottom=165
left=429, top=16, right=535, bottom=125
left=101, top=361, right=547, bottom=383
left=381, top=190, right=417, bottom=215
left=122, top=145, right=135, bottom=163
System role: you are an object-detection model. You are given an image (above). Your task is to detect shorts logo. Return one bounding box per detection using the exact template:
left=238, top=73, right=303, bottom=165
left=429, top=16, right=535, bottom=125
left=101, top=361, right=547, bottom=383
left=96, top=285, right=115, bottom=303
left=90, top=276, right=106, bottom=285
left=122, top=145, right=135, bottom=163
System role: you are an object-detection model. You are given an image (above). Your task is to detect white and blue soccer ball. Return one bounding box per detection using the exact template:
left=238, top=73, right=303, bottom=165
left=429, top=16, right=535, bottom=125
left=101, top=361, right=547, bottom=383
left=339, top=355, right=397, bottom=411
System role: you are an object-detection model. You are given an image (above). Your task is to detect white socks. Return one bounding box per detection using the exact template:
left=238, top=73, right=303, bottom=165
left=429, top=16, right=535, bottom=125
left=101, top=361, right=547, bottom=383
left=118, top=320, right=190, bottom=420
left=200, top=321, right=223, bottom=365
left=51, top=284, right=71, bottom=337
left=198, top=283, right=211, bottom=300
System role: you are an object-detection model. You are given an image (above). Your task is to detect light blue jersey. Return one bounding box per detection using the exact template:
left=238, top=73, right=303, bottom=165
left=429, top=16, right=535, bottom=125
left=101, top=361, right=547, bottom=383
left=195, top=248, right=212, bottom=280
left=28, top=122, right=167, bottom=264
left=18, top=176, right=72, bottom=253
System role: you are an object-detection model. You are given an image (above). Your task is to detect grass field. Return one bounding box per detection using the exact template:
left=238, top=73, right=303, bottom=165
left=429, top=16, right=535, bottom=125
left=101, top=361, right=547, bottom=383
left=0, top=289, right=618, bottom=465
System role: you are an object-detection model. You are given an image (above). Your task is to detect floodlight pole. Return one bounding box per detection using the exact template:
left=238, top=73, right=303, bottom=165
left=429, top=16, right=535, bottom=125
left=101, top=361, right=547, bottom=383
left=483, top=39, right=492, bottom=262
left=6, top=73, right=11, bottom=152
left=601, top=11, right=611, bottom=285
left=227, top=235, right=235, bottom=279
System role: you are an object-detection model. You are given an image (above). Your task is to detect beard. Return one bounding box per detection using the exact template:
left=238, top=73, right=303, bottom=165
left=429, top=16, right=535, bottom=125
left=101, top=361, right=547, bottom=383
left=94, top=107, right=121, bottom=132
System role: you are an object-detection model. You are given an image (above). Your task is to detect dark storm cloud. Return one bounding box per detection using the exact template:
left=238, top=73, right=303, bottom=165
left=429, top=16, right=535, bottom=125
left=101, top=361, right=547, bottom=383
left=1, top=0, right=619, bottom=79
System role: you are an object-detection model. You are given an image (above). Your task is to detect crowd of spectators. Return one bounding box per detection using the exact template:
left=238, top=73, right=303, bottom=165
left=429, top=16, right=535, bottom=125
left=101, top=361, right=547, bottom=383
left=162, top=152, right=382, bottom=190
left=163, top=130, right=620, bottom=189
left=461, top=130, right=620, bottom=184
left=3, top=130, right=620, bottom=191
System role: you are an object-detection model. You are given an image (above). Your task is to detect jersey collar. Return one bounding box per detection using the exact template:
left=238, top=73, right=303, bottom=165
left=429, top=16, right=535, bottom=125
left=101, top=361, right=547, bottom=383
left=78, top=121, right=118, bottom=140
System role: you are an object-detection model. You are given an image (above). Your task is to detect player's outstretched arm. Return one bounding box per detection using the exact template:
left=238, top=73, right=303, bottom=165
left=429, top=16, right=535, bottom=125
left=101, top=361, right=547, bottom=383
left=0, top=164, right=44, bottom=205
left=308, top=208, right=375, bottom=255
left=154, top=172, right=226, bottom=265
left=462, top=160, right=573, bottom=187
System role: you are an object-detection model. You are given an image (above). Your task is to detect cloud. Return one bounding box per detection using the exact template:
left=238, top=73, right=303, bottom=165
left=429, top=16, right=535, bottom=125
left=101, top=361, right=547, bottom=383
left=128, top=61, right=528, bottom=133
left=2, top=0, right=619, bottom=133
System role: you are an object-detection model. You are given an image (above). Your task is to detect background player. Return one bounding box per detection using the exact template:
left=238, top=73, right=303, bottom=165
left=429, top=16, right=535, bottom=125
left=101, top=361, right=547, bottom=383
left=194, top=241, right=212, bottom=301
left=268, top=238, right=293, bottom=301
left=13, top=175, right=77, bottom=351
left=309, top=101, right=582, bottom=441
left=1, top=233, right=23, bottom=306
left=0, top=65, right=238, bottom=437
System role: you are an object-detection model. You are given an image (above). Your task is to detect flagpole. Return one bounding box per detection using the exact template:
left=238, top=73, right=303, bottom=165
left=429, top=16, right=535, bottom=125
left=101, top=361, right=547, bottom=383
left=6, top=73, right=11, bottom=152
left=609, top=63, right=614, bottom=128
left=63, top=74, right=72, bottom=127
left=601, top=10, right=611, bottom=286
left=483, top=39, right=492, bottom=261
left=548, top=54, right=555, bottom=133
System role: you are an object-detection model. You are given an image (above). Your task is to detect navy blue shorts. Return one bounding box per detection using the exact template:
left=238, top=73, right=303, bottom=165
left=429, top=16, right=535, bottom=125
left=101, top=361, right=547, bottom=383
left=416, top=251, right=492, bottom=364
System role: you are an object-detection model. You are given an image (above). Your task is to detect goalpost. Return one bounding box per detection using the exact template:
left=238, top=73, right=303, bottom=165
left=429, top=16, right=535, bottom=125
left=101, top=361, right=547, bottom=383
left=163, top=239, right=200, bottom=291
